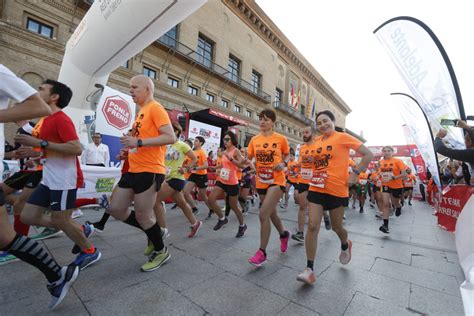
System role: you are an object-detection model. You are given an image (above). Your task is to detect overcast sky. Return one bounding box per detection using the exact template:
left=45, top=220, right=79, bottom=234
left=256, top=0, right=474, bottom=146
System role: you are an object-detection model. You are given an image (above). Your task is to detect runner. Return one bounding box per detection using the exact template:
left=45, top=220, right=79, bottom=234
left=208, top=131, right=247, bottom=237
left=152, top=122, right=202, bottom=240
left=402, top=168, right=416, bottom=206
left=348, top=159, right=357, bottom=209
left=0, top=68, right=78, bottom=309
left=283, top=150, right=299, bottom=209
left=247, top=109, right=291, bottom=267
left=16, top=79, right=101, bottom=272
left=369, top=162, right=383, bottom=218
left=297, top=110, right=373, bottom=284
left=107, top=75, right=176, bottom=272
left=238, top=147, right=254, bottom=215
left=356, top=171, right=369, bottom=213
left=183, top=136, right=211, bottom=216
left=378, top=146, right=408, bottom=233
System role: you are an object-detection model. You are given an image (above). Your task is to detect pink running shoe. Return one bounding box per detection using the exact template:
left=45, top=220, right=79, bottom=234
left=296, top=268, right=316, bottom=284
left=248, top=249, right=266, bottom=267
left=280, top=231, right=290, bottom=253
left=339, top=239, right=352, bottom=265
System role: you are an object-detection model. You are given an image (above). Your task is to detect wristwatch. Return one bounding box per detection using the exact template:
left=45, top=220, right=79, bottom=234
left=40, top=140, right=49, bottom=149
left=137, top=139, right=143, bottom=147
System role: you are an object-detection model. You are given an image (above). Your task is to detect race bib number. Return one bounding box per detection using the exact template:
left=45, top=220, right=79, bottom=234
left=220, top=168, right=230, bottom=181
left=258, top=167, right=274, bottom=184
left=310, top=171, right=327, bottom=188
left=359, top=179, right=367, bottom=185
left=380, top=172, right=393, bottom=182
left=404, top=180, right=412, bottom=187
left=300, top=168, right=313, bottom=180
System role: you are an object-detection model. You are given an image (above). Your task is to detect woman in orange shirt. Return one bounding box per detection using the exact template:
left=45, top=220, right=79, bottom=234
left=297, top=110, right=373, bottom=284
left=284, top=150, right=299, bottom=209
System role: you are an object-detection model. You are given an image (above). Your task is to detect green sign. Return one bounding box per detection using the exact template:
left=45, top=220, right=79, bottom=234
left=95, top=178, right=115, bottom=192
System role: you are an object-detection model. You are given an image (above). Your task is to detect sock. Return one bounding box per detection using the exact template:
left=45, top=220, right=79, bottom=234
left=97, top=212, right=111, bottom=226
left=83, top=246, right=96, bottom=254
left=75, top=198, right=97, bottom=208
left=4, top=234, right=61, bottom=283
left=383, top=219, right=389, bottom=227
left=13, top=215, right=30, bottom=236
left=259, top=248, right=267, bottom=257
left=220, top=216, right=226, bottom=221
left=279, top=231, right=289, bottom=239
left=124, top=211, right=143, bottom=230
left=341, top=243, right=349, bottom=251
left=307, top=260, right=314, bottom=270
left=144, top=223, right=164, bottom=252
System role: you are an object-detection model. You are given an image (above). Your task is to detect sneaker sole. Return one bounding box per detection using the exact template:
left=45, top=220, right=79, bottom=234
left=141, top=253, right=171, bottom=272
left=248, top=259, right=266, bottom=267
left=32, top=231, right=63, bottom=241
left=49, top=266, right=79, bottom=310
left=340, top=240, right=352, bottom=265
left=235, top=226, right=247, bottom=238
left=296, top=275, right=316, bottom=284
left=0, top=257, right=20, bottom=265
left=80, top=252, right=102, bottom=271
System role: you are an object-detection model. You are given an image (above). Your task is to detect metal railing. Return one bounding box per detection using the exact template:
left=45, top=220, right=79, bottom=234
left=157, top=34, right=271, bottom=102
left=272, top=101, right=317, bottom=128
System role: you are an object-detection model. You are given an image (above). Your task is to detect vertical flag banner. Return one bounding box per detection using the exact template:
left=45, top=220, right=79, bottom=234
left=402, top=125, right=427, bottom=182
left=391, top=93, right=441, bottom=189
left=374, top=16, right=466, bottom=149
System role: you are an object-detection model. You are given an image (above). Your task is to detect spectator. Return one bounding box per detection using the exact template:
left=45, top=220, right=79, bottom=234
left=81, top=133, right=110, bottom=167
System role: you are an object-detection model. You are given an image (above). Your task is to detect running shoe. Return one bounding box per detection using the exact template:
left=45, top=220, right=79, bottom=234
left=213, top=218, right=228, bottom=231
left=98, top=194, right=109, bottom=209
left=206, top=210, right=213, bottom=220
left=144, top=228, right=169, bottom=256
left=73, top=248, right=101, bottom=271
left=359, top=207, right=364, bottom=213
left=379, top=225, right=390, bottom=234
left=375, top=213, right=383, bottom=219
left=408, top=201, right=412, bottom=206
left=395, top=208, right=401, bottom=217
left=339, top=240, right=352, bottom=265
left=324, top=215, right=331, bottom=230
left=86, top=221, right=104, bottom=233
left=291, top=231, right=304, bottom=243
left=161, top=227, right=170, bottom=239
left=296, top=268, right=316, bottom=284
left=0, top=252, right=19, bottom=265
left=248, top=249, right=266, bottom=267
left=369, top=203, right=374, bottom=209
left=188, top=221, right=202, bottom=238
left=171, top=203, right=178, bottom=210
left=141, top=247, right=170, bottom=272
left=280, top=231, right=290, bottom=253
left=71, top=209, right=84, bottom=219
left=47, top=264, right=79, bottom=310
left=72, top=223, right=95, bottom=254
left=31, top=227, right=63, bottom=240
left=235, top=224, right=247, bottom=238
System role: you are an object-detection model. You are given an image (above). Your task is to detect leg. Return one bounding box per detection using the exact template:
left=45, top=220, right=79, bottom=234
left=305, top=202, right=323, bottom=263
left=183, top=182, right=197, bottom=209
left=172, top=191, right=197, bottom=225
left=329, top=207, right=348, bottom=244
left=50, top=209, right=93, bottom=251
left=296, top=191, right=308, bottom=233
left=13, top=187, right=34, bottom=235
left=260, top=186, right=285, bottom=249
left=228, top=195, right=244, bottom=225
left=208, top=186, right=225, bottom=219
left=107, top=187, right=134, bottom=221
left=154, top=183, right=175, bottom=228
left=198, top=187, right=210, bottom=209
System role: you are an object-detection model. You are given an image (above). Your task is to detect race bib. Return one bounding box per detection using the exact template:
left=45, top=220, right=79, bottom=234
left=220, top=168, right=230, bottom=181
left=359, top=179, right=367, bottom=185
left=310, top=170, right=327, bottom=188
left=380, top=171, right=393, bottom=182
left=300, top=168, right=313, bottom=180
left=258, top=166, right=274, bottom=184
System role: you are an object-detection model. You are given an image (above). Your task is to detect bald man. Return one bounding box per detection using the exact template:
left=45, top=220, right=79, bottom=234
left=108, top=75, right=176, bottom=272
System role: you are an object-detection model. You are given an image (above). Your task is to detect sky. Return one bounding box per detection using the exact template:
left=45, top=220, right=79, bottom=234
left=256, top=0, right=474, bottom=146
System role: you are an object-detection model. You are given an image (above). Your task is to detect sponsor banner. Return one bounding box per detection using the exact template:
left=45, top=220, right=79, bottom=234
left=78, top=165, right=121, bottom=198
left=374, top=17, right=465, bottom=149
left=188, top=120, right=221, bottom=155
left=209, top=109, right=248, bottom=126
left=437, top=185, right=473, bottom=232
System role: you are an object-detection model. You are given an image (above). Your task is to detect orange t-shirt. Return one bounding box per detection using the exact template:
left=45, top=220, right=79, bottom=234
left=308, top=131, right=362, bottom=198
left=247, top=132, right=289, bottom=189
left=31, top=117, right=45, bottom=171
left=287, top=160, right=299, bottom=184
left=183, top=156, right=191, bottom=179
left=379, top=157, right=407, bottom=189
left=298, top=142, right=318, bottom=184
left=403, top=174, right=416, bottom=188
left=370, top=171, right=382, bottom=187
left=128, top=100, right=171, bottom=174
left=191, top=148, right=207, bottom=175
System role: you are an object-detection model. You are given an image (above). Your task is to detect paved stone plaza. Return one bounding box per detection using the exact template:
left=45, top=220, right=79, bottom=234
left=1, top=198, right=465, bottom=315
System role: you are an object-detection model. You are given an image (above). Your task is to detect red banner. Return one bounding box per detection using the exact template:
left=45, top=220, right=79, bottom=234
left=437, top=185, right=474, bottom=232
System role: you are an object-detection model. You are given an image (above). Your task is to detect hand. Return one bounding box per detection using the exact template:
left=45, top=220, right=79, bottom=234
left=16, top=146, right=37, bottom=159
left=120, top=135, right=138, bottom=148
left=456, top=120, right=470, bottom=129
left=178, top=167, right=185, bottom=174
left=273, top=163, right=285, bottom=171
left=436, top=129, right=448, bottom=139
left=14, top=135, right=41, bottom=147
left=348, top=172, right=358, bottom=186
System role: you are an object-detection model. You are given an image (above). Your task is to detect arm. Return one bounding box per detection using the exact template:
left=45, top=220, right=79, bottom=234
left=0, top=94, right=51, bottom=123
left=434, top=137, right=474, bottom=164
left=350, top=145, right=374, bottom=184
left=185, top=150, right=197, bottom=169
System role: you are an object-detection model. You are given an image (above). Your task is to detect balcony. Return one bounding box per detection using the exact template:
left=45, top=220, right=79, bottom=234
left=272, top=101, right=316, bottom=129
left=157, top=34, right=271, bottom=103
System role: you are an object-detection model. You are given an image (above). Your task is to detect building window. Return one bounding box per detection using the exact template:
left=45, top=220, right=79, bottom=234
left=159, top=24, right=178, bottom=47
left=221, top=99, right=229, bottom=109
left=26, top=17, right=53, bottom=38
left=288, top=127, right=292, bottom=134
left=251, top=70, right=262, bottom=93
left=281, top=124, right=286, bottom=132
left=245, top=110, right=252, bottom=118
left=206, top=93, right=215, bottom=103
left=188, top=85, right=199, bottom=96
left=143, top=66, right=157, bottom=79
left=167, top=77, right=179, bottom=88
left=228, top=55, right=241, bottom=83
left=196, top=34, right=213, bottom=68
left=234, top=104, right=241, bottom=113
left=275, top=88, right=283, bottom=105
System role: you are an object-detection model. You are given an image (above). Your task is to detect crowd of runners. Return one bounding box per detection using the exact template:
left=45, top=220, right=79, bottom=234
left=0, top=65, right=421, bottom=309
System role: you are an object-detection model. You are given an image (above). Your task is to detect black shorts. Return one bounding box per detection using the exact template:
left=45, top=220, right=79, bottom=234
left=382, top=186, right=403, bottom=198
left=256, top=184, right=286, bottom=196
left=4, top=171, right=32, bottom=191
left=27, top=184, right=77, bottom=211
left=403, top=187, right=413, bottom=193
left=167, top=178, right=186, bottom=192
left=287, top=180, right=298, bottom=188
left=24, top=170, right=42, bottom=189
left=297, top=183, right=309, bottom=193
left=372, top=186, right=381, bottom=193
left=307, top=191, right=349, bottom=210
left=118, top=172, right=165, bottom=194
left=240, top=180, right=252, bottom=189
left=188, top=174, right=208, bottom=189
left=215, top=181, right=239, bottom=197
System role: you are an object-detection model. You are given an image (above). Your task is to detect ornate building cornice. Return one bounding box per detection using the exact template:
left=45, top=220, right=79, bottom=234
left=223, top=0, right=351, bottom=114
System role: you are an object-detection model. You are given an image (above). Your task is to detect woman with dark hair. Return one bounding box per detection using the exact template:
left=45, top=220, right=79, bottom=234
left=297, top=110, right=373, bottom=284
left=208, top=131, right=248, bottom=237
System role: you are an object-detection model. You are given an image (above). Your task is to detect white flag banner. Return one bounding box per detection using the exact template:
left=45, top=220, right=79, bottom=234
left=188, top=120, right=221, bottom=155
left=391, top=93, right=441, bottom=189
left=374, top=17, right=466, bottom=149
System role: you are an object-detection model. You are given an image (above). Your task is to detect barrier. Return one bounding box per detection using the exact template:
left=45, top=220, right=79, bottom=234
left=437, top=185, right=473, bottom=232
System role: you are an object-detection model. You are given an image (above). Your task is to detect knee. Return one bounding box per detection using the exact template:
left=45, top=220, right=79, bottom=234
left=20, top=211, right=35, bottom=226
left=307, top=221, right=319, bottom=233
left=134, top=210, right=153, bottom=226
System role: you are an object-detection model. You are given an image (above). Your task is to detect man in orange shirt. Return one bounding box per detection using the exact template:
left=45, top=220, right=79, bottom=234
left=402, top=168, right=416, bottom=206
left=108, top=75, right=176, bottom=272
left=283, top=150, right=299, bottom=209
